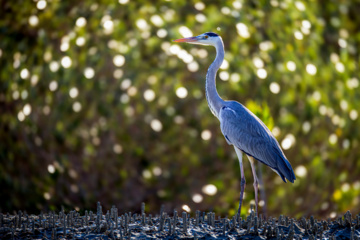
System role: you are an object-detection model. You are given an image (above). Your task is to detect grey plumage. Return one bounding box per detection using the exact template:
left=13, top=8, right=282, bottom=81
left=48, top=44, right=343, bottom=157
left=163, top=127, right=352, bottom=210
left=219, top=101, right=295, bottom=183
left=174, top=32, right=296, bottom=215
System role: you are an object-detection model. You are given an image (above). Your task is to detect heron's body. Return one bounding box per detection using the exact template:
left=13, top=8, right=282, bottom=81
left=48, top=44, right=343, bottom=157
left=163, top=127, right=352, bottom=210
left=219, top=101, right=295, bottom=182
left=174, top=32, right=295, bottom=215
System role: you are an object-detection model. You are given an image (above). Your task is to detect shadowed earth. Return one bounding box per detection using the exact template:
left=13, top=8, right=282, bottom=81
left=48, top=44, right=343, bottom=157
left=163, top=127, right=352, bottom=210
left=0, top=202, right=359, bottom=239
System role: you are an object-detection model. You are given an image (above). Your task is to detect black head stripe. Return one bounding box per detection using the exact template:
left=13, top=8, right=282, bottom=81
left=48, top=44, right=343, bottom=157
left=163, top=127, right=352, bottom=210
left=205, top=32, right=219, bottom=37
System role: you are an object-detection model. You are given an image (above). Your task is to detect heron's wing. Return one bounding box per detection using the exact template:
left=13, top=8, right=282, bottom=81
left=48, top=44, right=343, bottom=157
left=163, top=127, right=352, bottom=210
left=219, top=102, right=296, bottom=183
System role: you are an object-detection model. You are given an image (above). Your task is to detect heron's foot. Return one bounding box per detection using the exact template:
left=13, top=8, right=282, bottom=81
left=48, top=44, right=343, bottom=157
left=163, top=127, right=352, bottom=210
left=250, top=204, right=258, bottom=217
left=237, top=202, right=242, bottom=215
left=238, top=177, right=246, bottom=216
left=253, top=181, right=259, bottom=216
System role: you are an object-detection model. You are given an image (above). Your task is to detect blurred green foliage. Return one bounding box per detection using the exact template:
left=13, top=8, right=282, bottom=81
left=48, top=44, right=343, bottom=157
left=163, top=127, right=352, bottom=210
left=1, top=0, right=360, bottom=218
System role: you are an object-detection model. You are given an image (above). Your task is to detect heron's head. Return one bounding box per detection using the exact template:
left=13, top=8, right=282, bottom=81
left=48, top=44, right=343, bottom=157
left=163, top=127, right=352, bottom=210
left=173, top=32, right=221, bottom=46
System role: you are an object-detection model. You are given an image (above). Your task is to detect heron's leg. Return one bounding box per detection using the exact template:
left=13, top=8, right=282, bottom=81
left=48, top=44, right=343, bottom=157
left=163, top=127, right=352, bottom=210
left=234, top=147, right=245, bottom=216
left=247, top=155, right=259, bottom=216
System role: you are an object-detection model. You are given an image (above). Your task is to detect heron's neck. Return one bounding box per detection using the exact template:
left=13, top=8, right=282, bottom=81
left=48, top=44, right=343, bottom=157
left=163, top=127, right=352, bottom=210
left=206, top=40, right=225, bottom=118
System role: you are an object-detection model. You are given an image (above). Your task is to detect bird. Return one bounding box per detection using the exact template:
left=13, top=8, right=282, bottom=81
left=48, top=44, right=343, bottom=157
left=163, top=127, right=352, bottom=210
left=173, top=32, right=296, bottom=215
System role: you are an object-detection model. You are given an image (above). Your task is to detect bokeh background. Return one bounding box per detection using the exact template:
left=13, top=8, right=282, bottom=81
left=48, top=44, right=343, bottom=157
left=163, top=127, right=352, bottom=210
left=1, top=0, right=360, bottom=218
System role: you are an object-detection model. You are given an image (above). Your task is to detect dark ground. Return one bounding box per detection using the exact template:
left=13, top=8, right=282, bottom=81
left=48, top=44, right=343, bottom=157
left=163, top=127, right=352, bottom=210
left=0, top=202, right=359, bottom=239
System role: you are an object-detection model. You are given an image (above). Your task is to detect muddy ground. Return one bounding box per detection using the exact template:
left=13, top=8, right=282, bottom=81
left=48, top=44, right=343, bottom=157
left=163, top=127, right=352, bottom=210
left=0, top=202, right=359, bottom=239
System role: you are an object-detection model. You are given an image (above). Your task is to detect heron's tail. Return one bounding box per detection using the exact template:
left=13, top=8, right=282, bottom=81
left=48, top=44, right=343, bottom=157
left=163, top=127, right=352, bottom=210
left=277, top=155, right=296, bottom=183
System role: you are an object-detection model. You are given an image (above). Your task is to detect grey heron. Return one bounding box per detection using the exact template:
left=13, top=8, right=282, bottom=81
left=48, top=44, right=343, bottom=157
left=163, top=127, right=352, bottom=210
left=174, top=32, right=296, bottom=215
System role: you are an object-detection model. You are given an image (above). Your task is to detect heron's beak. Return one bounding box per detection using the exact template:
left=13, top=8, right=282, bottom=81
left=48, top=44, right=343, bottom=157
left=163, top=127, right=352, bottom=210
left=173, top=36, right=199, bottom=43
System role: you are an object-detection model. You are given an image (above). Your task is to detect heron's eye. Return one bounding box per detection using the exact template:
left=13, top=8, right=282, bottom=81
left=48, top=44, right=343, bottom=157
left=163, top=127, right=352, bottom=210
left=204, top=35, right=209, bottom=39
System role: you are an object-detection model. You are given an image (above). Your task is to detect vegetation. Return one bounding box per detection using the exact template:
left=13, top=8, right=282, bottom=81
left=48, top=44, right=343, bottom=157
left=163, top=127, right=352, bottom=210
left=1, top=0, right=359, bottom=218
